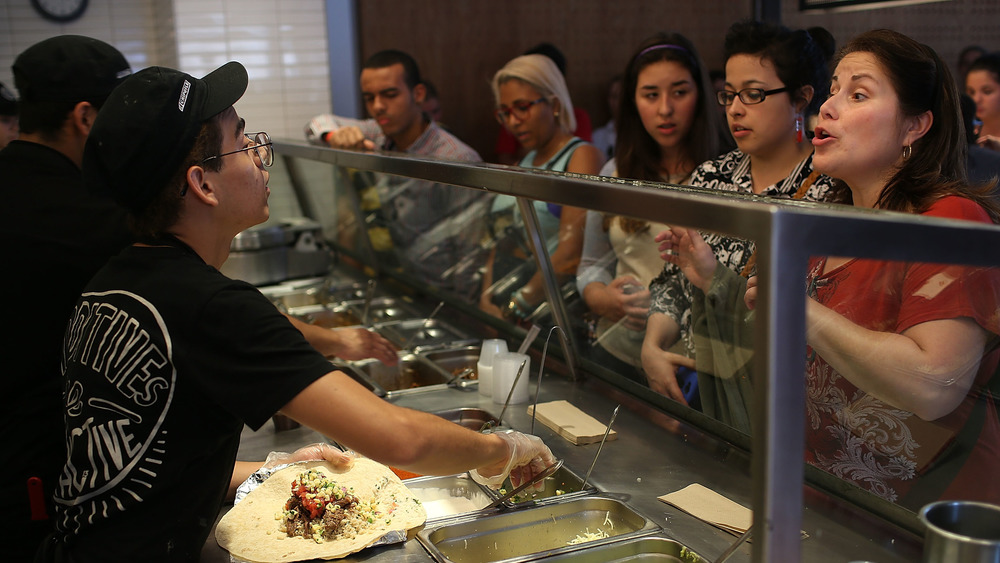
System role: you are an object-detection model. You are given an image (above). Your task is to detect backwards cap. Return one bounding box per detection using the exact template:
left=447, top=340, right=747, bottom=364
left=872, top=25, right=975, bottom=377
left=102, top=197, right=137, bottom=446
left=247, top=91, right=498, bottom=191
left=13, top=35, right=131, bottom=106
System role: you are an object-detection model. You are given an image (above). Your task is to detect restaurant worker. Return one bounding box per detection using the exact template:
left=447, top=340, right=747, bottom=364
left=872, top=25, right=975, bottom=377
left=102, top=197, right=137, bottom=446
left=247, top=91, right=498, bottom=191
left=0, top=35, right=133, bottom=562
left=40, top=61, right=554, bottom=563
left=306, top=50, right=487, bottom=300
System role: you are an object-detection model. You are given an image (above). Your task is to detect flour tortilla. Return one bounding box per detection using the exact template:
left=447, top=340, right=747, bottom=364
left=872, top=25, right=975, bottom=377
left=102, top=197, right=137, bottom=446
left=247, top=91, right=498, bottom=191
left=216, top=458, right=426, bottom=562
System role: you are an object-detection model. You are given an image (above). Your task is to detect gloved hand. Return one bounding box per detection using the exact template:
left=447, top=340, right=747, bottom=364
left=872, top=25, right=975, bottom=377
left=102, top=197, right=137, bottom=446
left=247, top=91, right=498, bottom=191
left=262, top=442, right=355, bottom=471
left=470, top=431, right=555, bottom=490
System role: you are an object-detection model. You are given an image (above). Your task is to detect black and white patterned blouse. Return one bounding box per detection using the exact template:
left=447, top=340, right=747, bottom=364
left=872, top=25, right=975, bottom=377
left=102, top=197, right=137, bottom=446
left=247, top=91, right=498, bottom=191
left=648, top=148, right=837, bottom=355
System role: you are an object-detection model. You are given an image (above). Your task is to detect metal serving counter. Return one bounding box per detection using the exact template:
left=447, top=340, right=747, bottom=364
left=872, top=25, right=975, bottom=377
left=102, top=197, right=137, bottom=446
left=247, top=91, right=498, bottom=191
left=205, top=139, right=1000, bottom=562
left=203, top=365, right=920, bottom=562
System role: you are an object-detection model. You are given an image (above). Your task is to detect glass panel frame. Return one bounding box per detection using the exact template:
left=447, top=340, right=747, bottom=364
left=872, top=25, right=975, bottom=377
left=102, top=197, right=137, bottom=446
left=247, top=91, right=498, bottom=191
left=271, top=138, right=1000, bottom=562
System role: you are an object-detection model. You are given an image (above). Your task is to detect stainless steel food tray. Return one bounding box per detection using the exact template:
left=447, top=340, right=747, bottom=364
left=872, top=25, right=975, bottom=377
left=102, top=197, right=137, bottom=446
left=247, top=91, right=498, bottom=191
left=344, top=296, right=420, bottom=325
left=375, top=318, right=468, bottom=349
left=417, top=495, right=660, bottom=563
left=336, top=344, right=484, bottom=398
left=348, top=355, right=454, bottom=397
left=419, top=345, right=481, bottom=389
left=329, top=361, right=387, bottom=397
left=540, top=534, right=708, bottom=562
left=285, top=303, right=361, bottom=328
left=259, top=272, right=371, bottom=308
left=432, top=407, right=500, bottom=431
left=485, top=463, right=596, bottom=509
left=404, top=474, right=495, bottom=523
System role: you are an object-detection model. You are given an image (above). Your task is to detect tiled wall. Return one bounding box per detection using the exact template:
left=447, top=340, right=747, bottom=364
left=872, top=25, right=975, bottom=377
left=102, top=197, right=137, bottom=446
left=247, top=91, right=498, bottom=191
left=0, top=0, right=335, bottom=224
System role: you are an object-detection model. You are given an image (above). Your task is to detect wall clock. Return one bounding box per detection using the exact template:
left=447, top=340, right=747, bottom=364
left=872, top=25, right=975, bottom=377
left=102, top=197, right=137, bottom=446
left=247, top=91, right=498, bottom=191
left=31, top=0, right=89, bottom=23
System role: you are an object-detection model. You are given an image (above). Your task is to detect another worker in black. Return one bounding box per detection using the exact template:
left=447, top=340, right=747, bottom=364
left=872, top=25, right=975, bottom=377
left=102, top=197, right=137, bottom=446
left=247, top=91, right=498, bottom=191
left=0, top=35, right=133, bottom=561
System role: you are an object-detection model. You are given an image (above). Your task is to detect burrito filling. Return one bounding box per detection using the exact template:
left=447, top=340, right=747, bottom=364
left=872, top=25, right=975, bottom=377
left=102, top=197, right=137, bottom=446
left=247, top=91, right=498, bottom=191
left=280, top=469, right=378, bottom=542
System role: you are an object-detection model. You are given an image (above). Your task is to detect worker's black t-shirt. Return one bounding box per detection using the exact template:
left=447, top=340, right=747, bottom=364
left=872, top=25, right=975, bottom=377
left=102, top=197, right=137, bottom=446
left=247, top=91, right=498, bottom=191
left=54, top=242, right=332, bottom=562
left=0, top=140, right=133, bottom=560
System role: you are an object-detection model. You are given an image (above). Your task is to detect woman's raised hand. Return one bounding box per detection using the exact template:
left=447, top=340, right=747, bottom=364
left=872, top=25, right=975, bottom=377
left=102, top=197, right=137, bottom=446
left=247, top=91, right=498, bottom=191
left=657, top=226, right=718, bottom=291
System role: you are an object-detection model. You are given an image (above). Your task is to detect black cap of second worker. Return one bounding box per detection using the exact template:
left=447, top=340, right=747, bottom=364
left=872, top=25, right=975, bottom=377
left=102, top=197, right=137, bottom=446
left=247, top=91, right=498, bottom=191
left=0, top=82, right=16, bottom=116
left=13, top=35, right=132, bottom=105
left=84, top=62, right=249, bottom=214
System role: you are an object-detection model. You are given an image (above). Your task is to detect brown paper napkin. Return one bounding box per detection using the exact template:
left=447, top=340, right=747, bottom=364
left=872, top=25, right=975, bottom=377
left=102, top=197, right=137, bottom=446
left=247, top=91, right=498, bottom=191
left=659, top=483, right=752, bottom=534
left=527, top=400, right=618, bottom=445
left=658, top=484, right=808, bottom=539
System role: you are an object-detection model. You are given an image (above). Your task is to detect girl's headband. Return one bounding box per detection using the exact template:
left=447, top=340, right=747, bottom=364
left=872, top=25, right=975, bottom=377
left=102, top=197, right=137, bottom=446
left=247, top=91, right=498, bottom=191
left=636, top=44, right=691, bottom=60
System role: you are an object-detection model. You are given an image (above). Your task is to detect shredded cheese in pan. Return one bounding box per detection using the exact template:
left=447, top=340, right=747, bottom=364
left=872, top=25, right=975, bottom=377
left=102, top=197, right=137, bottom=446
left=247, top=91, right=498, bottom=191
left=567, top=527, right=610, bottom=545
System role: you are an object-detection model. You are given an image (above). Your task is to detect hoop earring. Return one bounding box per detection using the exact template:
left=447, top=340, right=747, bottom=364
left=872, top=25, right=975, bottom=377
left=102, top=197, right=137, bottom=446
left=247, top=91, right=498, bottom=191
left=795, top=115, right=803, bottom=144
left=902, top=145, right=912, bottom=160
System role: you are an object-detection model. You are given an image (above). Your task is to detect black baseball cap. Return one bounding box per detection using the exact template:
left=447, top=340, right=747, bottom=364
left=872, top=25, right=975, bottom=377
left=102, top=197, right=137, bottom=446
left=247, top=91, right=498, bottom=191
left=0, top=82, right=16, bottom=116
left=84, top=62, right=249, bottom=214
left=12, top=35, right=131, bottom=106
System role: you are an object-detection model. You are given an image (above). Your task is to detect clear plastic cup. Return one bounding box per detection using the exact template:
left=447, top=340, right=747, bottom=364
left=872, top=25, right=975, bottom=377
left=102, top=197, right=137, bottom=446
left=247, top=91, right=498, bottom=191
left=477, top=339, right=508, bottom=398
left=492, top=352, right=530, bottom=405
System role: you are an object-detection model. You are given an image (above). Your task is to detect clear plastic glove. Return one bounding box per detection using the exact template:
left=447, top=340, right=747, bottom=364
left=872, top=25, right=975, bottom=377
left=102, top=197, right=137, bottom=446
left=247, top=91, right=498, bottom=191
left=261, top=442, right=356, bottom=471
left=470, top=431, right=555, bottom=491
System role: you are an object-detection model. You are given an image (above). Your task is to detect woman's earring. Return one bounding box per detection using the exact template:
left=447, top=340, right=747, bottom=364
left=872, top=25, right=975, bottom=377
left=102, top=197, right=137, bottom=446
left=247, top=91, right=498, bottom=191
left=795, top=115, right=803, bottom=144
left=902, top=145, right=912, bottom=160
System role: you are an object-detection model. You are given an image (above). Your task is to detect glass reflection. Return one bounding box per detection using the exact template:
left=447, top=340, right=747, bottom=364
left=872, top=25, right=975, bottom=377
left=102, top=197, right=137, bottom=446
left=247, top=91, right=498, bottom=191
left=801, top=255, right=1000, bottom=510
left=479, top=193, right=584, bottom=325
left=334, top=168, right=491, bottom=302
left=576, top=212, right=664, bottom=386
left=296, top=143, right=1000, bottom=524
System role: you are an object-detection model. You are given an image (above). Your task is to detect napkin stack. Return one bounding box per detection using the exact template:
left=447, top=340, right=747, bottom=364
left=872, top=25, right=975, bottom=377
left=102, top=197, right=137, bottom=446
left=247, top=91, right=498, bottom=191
left=527, top=400, right=618, bottom=445
left=658, top=484, right=808, bottom=540
left=659, top=483, right=752, bottom=535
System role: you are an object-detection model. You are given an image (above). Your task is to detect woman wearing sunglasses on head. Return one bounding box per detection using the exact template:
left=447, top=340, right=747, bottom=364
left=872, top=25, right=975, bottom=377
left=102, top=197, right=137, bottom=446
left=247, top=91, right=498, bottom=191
left=642, top=20, right=836, bottom=426
left=481, top=54, right=603, bottom=321
left=575, top=32, right=731, bottom=384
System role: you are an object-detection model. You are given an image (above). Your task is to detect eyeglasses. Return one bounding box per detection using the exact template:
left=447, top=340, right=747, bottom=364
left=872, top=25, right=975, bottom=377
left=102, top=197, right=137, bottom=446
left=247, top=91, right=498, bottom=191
left=495, top=97, right=548, bottom=124
left=202, top=131, right=273, bottom=168
left=716, top=87, right=790, bottom=106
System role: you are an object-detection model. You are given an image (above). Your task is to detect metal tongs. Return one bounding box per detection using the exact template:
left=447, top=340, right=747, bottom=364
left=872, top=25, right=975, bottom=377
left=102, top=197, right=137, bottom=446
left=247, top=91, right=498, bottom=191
left=496, top=358, right=529, bottom=428
left=446, top=366, right=475, bottom=388
left=485, top=459, right=564, bottom=509
left=581, top=404, right=620, bottom=490
left=714, top=524, right=753, bottom=563
left=360, top=279, right=376, bottom=327
left=400, top=301, right=444, bottom=350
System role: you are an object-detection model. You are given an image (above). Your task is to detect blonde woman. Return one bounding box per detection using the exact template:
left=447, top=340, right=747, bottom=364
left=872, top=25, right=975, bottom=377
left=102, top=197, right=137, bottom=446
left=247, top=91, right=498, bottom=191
left=482, top=54, right=603, bottom=321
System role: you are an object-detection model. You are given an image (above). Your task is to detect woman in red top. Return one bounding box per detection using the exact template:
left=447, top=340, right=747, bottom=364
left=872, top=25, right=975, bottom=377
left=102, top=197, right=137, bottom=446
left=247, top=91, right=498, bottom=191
left=795, top=30, right=1000, bottom=508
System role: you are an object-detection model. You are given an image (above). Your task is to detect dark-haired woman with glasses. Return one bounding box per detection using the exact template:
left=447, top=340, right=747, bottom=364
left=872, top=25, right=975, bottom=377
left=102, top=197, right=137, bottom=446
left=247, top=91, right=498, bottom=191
left=480, top=54, right=603, bottom=321
left=641, top=21, right=836, bottom=427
